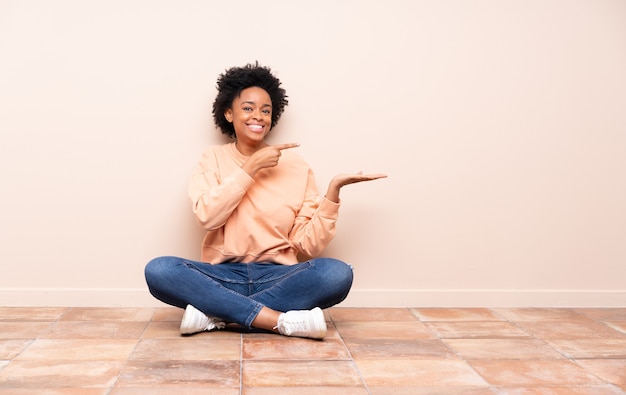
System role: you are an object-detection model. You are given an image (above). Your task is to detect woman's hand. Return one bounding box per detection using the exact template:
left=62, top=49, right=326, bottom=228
left=241, top=143, right=300, bottom=177
left=325, top=172, right=387, bottom=203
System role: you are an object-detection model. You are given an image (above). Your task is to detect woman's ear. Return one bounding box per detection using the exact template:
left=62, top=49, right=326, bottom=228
left=224, top=109, right=233, bottom=123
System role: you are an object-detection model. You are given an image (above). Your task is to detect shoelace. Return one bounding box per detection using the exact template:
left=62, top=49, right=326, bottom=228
left=208, top=317, right=226, bottom=330
left=281, top=317, right=308, bottom=335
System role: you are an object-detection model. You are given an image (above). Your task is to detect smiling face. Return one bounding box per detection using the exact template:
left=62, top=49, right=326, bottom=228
left=224, top=86, right=273, bottom=151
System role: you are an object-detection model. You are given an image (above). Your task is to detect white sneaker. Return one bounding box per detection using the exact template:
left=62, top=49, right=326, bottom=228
left=276, top=307, right=327, bottom=339
left=180, top=304, right=226, bottom=335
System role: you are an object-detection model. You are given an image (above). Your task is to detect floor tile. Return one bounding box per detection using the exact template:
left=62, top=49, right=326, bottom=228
left=0, top=307, right=68, bottom=321
left=469, top=359, right=604, bottom=386
left=574, top=359, right=626, bottom=386
left=241, top=322, right=342, bottom=340
left=60, top=307, right=155, bottom=322
left=574, top=308, right=626, bottom=321
left=605, top=321, right=626, bottom=335
left=335, top=321, right=435, bottom=339
left=110, top=387, right=238, bottom=395
left=130, top=338, right=240, bottom=360
left=116, top=359, right=239, bottom=387
left=515, top=319, right=625, bottom=339
left=243, top=360, right=363, bottom=386
left=412, top=308, right=503, bottom=322
left=368, top=386, right=495, bottom=395
left=356, top=358, right=487, bottom=386
left=443, top=339, right=566, bottom=359
left=329, top=307, right=418, bottom=322
left=0, top=340, right=31, bottom=360
left=0, top=389, right=108, bottom=394
left=140, top=321, right=182, bottom=338
left=494, top=308, right=587, bottom=322
left=243, top=337, right=350, bottom=360
left=141, top=321, right=241, bottom=339
left=151, top=307, right=184, bottom=322
left=0, top=360, right=124, bottom=388
left=14, top=339, right=137, bottom=361
left=547, top=339, right=626, bottom=358
left=426, top=321, right=530, bottom=339
left=493, top=386, right=625, bottom=394
left=0, top=322, right=52, bottom=339
left=41, top=320, right=147, bottom=339
left=243, top=387, right=369, bottom=394
left=346, top=338, right=455, bottom=359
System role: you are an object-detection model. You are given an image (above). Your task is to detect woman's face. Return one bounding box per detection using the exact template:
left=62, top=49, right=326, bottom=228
left=225, top=86, right=272, bottom=146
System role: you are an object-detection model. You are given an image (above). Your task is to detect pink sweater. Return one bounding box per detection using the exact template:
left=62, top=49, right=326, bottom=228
left=188, top=143, right=340, bottom=265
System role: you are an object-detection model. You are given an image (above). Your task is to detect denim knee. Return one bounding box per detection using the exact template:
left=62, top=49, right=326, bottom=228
left=145, top=256, right=163, bottom=283
left=313, top=258, right=354, bottom=293
left=144, top=256, right=179, bottom=288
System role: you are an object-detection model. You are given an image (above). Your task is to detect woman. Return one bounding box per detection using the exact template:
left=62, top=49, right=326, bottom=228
left=145, top=63, right=385, bottom=339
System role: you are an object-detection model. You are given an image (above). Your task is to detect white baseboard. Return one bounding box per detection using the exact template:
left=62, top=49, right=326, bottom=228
left=1, top=287, right=625, bottom=307
left=342, top=289, right=626, bottom=308
left=0, top=288, right=162, bottom=307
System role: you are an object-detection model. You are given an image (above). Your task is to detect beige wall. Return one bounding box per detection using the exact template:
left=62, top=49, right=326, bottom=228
left=1, top=0, right=625, bottom=307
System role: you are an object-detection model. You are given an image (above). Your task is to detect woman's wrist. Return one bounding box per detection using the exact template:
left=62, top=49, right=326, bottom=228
left=325, top=182, right=341, bottom=203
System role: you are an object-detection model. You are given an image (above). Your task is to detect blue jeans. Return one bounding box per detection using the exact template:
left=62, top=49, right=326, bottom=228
left=144, top=257, right=353, bottom=328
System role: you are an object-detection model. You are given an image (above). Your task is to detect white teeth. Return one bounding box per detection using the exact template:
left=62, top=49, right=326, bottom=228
left=249, top=125, right=263, bottom=131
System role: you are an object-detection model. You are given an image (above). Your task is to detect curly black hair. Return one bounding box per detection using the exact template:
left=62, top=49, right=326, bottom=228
left=212, top=62, right=289, bottom=138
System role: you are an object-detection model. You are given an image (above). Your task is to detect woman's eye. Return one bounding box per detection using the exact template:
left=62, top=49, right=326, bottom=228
left=243, top=107, right=252, bottom=111
left=262, top=109, right=271, bottom=114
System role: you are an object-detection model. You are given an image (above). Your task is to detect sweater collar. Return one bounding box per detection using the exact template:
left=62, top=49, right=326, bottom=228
left=229, top=142, right=249, bottom=164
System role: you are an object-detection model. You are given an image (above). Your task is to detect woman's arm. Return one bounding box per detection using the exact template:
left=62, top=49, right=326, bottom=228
left=289, top=171, right=387, bottom=257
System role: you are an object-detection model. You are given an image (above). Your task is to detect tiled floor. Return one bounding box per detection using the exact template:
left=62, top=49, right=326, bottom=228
left=1, top=307, right=625, bottom=394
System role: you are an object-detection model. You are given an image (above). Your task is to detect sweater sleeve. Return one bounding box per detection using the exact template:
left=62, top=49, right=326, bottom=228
left=288, top=169, right=340, bottom=258
left=188, top=150, right=254, bottom=231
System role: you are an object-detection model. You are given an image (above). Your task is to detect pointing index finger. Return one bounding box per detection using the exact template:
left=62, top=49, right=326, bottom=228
left=274, top=143, right=300, bottom=151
